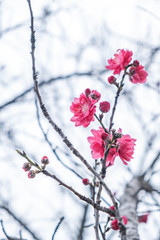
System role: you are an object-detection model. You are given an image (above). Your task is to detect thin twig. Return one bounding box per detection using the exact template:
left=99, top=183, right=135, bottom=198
left=0, top=70, right=105, bottom=111
left=52, top=217, right=64, bottom=240
left=77, top=205, right=89, bottom=240
left=0, top=205, right=41, bottom=240
left=0, top=220, right=27, bottom=240
left=42, top=170, right=114, bottom=216
left=35, top=97, right=83, bottom=179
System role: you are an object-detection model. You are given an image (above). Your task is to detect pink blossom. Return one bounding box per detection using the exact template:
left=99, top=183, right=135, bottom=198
left=105, top=49, right=133, bottom=75
left=87, top=128, right=136, bottom=166
left=138, top=213, right=149, bottom=223
left=129, top=65, right=148, bottom=84
left=117, top=134, right=136, bottom=165
left=70, top=90, right=100, bottom=127
left=99, top=101, right=110, bottom=113
left=111, top=216, right=128, bottom=230
left=87, top=127, right=106, bottom=159
left=87, top=127, right=117, bottom=165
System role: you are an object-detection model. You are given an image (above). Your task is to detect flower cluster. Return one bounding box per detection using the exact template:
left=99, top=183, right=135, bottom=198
left=105, top=49, right=148, bottom=84
left=69, top=49, right=147, bottom=167
left=22, top=156, right=49, bottom=179
left=87, top=127, right=136, bottom=166
left=108, top=205, right=128, bottom=231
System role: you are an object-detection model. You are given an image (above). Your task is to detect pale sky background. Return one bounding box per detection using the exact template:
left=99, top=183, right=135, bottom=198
left=0, top=0, right=160, bottom=239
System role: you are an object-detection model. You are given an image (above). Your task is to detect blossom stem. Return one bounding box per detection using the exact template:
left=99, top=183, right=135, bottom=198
left=108, top=70, right=127, bottom=133
left=94, top=113, right=108, bottom=133
left=16, top=150, right=42, bottom=171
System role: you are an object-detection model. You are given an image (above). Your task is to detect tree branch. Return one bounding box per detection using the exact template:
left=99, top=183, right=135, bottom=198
left=0, top=205, right=41, bottom=240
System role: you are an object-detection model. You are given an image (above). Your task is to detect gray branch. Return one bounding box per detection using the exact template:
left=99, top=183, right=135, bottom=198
left=119, top=176, right=153, bottom=240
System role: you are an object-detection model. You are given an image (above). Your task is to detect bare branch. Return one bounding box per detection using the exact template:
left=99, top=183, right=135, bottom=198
left=0, top=219, right=27, bottom=240
left=26, top=0, right=117, bottom=210
left=0, top=205, right=41, bottom=240
left=42, top=169, right=114, bottom=216
left=0, top=70, right=105, bottom=111
left=51, top=217, right=64, bottom=240
left=34, top=97, right=83, bottom=179
left=77, top=205, right=89, bottom=240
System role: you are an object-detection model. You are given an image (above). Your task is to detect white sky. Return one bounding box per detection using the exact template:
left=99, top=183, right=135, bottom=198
left=0, top=0, right=160, bottom=239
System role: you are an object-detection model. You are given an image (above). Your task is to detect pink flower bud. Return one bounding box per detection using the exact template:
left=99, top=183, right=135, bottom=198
left=108, top=76, right=116, bottom=84
left=41, top=156, right=49, bottom=165
left=99, top=101, right=110, bottom=113
left=133, top=60, right=139, bottom=67
left=101, top=132, right=108, bottom=141
left=28, top=170, right=36, bottom=179
left=90, top=90, right=101, bottom=102
left=111, top=219, right=119, bottom=230
left=85, top=88, right=91, bottom=96
left=109, top=205, right=115, bottom=216
left=111, top=216, right=127, bottom=230
left=138, top=213, right=149, bottom=223
left=82, top=178, right=89, bottom=185
left=22, top=162, right=31, bottom=172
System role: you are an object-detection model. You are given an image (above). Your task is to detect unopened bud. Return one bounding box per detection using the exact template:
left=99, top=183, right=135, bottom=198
left=114, top=132, right=122, bottom=139
left=82, top=178, right=89, bottom=185
left=28, top=170, right=36, bottom=179
left=90, top=90, right=101, bottom=101
left=99, top=101, right=110, bottom=113
left=109, top=205, right=115, bottom=216
left=101, top=133, right=108, bottom=141
left=22, top=162, right=31, bottom=172
left=129, top=68, right=136, bottom=76
left=99, top=113, right=104, bottom=121
left=41, top=156, right=49, bottom=165
left=138, top=213, right=149, bottom=223
left=85, top=88, right=91, bottom=96
left=108, top=76, right=116, bottom=84
left=133, top=60, right=139, bottom=67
